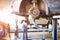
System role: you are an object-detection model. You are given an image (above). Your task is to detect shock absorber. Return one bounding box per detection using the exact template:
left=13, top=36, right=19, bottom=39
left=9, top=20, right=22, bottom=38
left=28, top=0, right=40, bottom=19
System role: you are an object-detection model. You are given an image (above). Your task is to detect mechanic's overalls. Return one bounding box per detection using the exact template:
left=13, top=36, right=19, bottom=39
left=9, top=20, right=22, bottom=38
left=22, top=22, right=27, bottom=40
left=0, top=25, right=3, bottom=37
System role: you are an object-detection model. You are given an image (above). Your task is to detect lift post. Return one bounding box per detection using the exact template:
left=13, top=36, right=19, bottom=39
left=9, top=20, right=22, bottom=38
left=42, top=29, right=45, bottom=40
left=52, top=19, right=58, bottom=40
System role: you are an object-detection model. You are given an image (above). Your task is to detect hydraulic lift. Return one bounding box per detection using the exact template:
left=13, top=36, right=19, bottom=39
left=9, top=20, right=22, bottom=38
left=21, top=16, right=58, bottom=40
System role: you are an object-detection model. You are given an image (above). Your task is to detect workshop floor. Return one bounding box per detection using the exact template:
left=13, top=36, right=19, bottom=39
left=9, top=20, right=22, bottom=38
left=0, top=31, right=60, bottom=40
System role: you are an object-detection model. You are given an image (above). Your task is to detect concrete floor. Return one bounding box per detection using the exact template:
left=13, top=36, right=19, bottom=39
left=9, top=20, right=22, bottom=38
left=0, top=31, right=60, bottom=40
left=0, top=32, right=51, bottom=40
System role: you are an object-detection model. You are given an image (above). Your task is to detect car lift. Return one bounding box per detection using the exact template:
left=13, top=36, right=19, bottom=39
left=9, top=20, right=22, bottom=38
left=21, top=16, right=58, bottom=40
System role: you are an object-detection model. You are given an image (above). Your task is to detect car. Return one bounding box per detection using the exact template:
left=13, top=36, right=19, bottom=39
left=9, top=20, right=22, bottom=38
left=18, top=0, right=60, bottom=18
